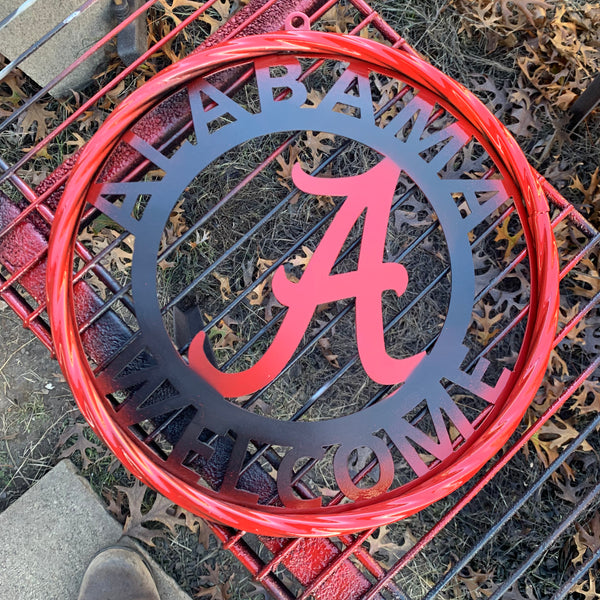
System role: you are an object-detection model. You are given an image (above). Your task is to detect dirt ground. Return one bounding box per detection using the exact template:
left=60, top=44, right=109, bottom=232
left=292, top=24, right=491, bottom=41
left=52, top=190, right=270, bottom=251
left=0, top=301, right=74, bottom=509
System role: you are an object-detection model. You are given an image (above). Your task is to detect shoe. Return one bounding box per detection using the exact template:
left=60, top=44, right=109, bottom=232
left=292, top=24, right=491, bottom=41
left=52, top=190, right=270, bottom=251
left=78, top=546, right=161, bottom=600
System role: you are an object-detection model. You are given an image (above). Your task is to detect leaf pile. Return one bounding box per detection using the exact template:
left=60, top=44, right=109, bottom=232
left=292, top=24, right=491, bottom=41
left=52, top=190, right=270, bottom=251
left=453, top=1, right=600, bottom=115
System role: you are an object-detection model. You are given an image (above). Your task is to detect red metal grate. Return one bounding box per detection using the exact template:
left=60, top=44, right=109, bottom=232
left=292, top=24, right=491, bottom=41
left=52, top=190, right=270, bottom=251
left=1, top=1, right=599, bottom=598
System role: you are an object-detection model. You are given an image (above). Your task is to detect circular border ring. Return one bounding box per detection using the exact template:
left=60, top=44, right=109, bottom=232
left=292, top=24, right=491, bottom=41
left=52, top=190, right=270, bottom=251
left=47, top=31, right=559, bottom=537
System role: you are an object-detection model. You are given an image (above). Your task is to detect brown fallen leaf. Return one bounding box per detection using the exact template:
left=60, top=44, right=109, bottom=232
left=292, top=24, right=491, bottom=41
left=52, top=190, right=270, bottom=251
left=571, top=571, right=598, bottom=600
left=554, top=474, right=588, bottom=505
left=499, top=0, right=551, bottom=26
left=287, top=245, right=314, bottom=270
left=246, top=255, right=276, bottom=306
left=197, top=0, right=231, bottom=34
left=195, top=563, right=233, bottom=600
left=57, top=422, right=104, bottom=469
left=117, top=480, right=182, bottom=547
left=456, top=565, right=497, bottom=599
left=178, top=509, right=214, bottom=550
left=212, top=272, right=231, bottom=301
left=529, top=415, right=592, bottom=469
left=570, top=379, right=600, bottom=415
left=208, top=319, right=240, bottom=351
left=275, top=144, right=301, bottom=190
left=471, top=302, right=503, bottom=346
left=570, top=167, right=600, bottom=205
left=573, top=512, right=600, bottom=566
left=317, top=337, right=339, bottom=369
left=494, top=219, right=523, bottom=261
left=367, top=525, right=417, bottom=568
left=0, top=67, right=27, bottom=106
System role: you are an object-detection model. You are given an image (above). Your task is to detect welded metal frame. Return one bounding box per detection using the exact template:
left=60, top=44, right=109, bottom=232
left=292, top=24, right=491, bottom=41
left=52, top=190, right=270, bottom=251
left=1, top=0, right=599, bottom=598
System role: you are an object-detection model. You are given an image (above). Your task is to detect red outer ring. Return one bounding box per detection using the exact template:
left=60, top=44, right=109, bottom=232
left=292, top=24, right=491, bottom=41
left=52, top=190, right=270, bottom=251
left=47, top=32, right=559, bottom=537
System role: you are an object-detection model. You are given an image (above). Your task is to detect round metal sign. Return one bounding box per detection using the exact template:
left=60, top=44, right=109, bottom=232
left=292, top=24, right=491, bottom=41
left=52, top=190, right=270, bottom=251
left=48, top=31, right=559, bottom=537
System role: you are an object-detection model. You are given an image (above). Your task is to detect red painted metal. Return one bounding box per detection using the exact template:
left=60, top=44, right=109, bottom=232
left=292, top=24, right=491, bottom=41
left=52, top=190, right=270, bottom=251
left=47, top=31, right=559, bottom=537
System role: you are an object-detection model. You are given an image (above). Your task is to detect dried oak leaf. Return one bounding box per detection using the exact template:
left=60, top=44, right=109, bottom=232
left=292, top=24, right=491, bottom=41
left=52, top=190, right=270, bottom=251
left=502, top=581, right=538, bottom=600
left=571, top=379, right=600, bottom=416
left=571, top=571, right=599, bottom=600
left=317, top=337, right=339, bottom=369
left=393, top=196, right=434, bottom=229
left=558, top=303, right=586, bottom=344
left=532, top=377, right=565, bottom=413
left=195, top=564, right=233, bottom=600
left=57, top=422, right=104, bottom=469
left=570, top=167, right=600, bottom=212
left=178, top=509, right=214, bottom=550
left=244, top=581, right=269, bottom=599
left=0, top=69, right=28, bottom=106
left=530, top=415, right=592, bottom=468
left=18, top=102, right=56, bottom=142
left=573, top=512, right=600, bottom=566
left=302, top=131, right=335, bottom=168
left=506, top=101, right=539, bottom=139
left=456, top=565, right=497, bottom=599
left=197, top=0, right=231, bottom=34
left=156, top=0, right=203, bottom=26
left=208, top=317, right=240, bottom=351
left=494, top=219, right=523, bottom=261
left=568, top=258, right=600, bottom=299
left=554, top=474, right=588, bottom=504
left=471, top=302, right=504, bottom=346
left=470, top=74, right=512, bottom=118
left=321, top=3, right=357, bottom=34
left=498, top=0, right=552, bottom=26
left=487, top=265, right=530, bottom=312
left=583, top=315, right=600, bottom=354
left=118, top=480, right=182, bottom=547
left=246, top=256, right=275, bottom=306
left=275, top=144, right=301, bottom=190
left=212, top=272, right=231, bottom=301
left=366, top=525, right=416, bottom=568
left=288, top=245, right=314, bottom=270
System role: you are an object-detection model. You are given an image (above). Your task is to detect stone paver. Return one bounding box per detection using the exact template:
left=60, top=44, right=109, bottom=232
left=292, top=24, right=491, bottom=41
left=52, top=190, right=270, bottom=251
left=0, top=459, right=191, bottom=600
left=0, top=0, right=113, bottom=97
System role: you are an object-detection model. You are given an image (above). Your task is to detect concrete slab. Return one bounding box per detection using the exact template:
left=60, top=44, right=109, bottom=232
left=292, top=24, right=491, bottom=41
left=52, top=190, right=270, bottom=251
left=0, top=0, right=113, bottom=98
left=0, top=460, right=191, bottom=600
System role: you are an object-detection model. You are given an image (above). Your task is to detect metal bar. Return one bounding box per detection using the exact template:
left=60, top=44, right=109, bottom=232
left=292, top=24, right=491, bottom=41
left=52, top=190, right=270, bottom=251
left=0, top=246, right=47, bottom=294
left=568, top=73, right=600, bottom=131
left=489, top=482, right=600, bottom=600
left=0, top=280, right=53, bottom=351
left=424, top=410, right=600, bottom=599
left=297, top=529, right=383, bottom=600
